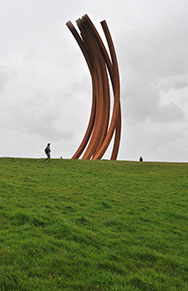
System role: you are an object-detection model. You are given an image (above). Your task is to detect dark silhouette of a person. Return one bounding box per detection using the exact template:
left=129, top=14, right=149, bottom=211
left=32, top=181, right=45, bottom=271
left=139, top=156, right=143, bottom=162
left=44, top=143, right=51, bottom=162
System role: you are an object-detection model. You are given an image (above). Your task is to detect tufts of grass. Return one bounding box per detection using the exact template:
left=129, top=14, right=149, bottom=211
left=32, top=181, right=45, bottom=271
left=0, top=157, right=187, bottom=290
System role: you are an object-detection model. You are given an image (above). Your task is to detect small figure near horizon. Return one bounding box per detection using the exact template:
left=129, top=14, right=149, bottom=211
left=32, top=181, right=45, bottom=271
left=44, top=143, right=51, bottom=162
left=139, top=156, right=143, bottom=162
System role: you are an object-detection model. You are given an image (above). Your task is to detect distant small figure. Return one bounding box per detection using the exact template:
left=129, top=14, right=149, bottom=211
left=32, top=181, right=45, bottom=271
left=60, top=156, right=62, bottom=159
left=44, top=143, right=51, bottom=162
left=139, top=156, right=143, bottom=162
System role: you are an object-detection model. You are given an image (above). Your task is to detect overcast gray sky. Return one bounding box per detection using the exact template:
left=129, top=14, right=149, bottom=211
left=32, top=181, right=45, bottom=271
left=0, top=0, right=187, bottom=162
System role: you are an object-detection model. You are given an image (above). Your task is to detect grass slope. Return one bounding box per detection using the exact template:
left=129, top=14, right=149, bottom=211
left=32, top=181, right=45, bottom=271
left=0, top=158, right=187, bottom=290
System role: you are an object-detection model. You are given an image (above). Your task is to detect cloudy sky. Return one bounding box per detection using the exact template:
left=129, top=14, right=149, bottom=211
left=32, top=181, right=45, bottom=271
left=0, top=0, right=187, bottom=162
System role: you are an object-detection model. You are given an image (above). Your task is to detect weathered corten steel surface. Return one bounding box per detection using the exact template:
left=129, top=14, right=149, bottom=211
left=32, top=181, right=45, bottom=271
left=66, top=15, right=121, bottom=160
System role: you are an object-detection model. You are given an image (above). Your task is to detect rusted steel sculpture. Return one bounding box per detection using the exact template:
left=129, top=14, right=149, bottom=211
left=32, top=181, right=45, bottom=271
left=66, top=14, right=121, bottom=160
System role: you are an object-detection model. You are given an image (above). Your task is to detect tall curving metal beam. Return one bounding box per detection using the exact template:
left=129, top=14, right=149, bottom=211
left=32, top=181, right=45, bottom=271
left=66, top=14, right=121, bottom=160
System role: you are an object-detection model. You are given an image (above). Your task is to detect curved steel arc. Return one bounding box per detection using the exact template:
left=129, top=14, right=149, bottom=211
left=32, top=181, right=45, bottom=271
left=66, top=15, right=122, bottom=160
left=93, top=20, right=121, bottom=160
left=66, top=21, right=96, bottom=159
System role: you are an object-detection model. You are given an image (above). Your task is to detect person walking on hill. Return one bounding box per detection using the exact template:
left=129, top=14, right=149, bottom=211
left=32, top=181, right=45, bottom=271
left=44, top=143, right=51, bottom=162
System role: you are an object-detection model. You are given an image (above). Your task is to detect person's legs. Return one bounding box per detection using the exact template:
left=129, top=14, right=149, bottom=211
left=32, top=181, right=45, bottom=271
left=44, top=153, right=50, bottom=162
left=47, top=153, right=51, bottom=162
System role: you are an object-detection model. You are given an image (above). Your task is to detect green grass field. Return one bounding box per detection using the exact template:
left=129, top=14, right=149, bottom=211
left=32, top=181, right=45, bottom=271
left=0, top=158, right=187, bottom=290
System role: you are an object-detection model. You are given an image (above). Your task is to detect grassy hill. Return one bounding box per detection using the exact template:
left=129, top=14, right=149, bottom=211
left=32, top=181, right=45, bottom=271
left=0, top=158, right=187, bottom=290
